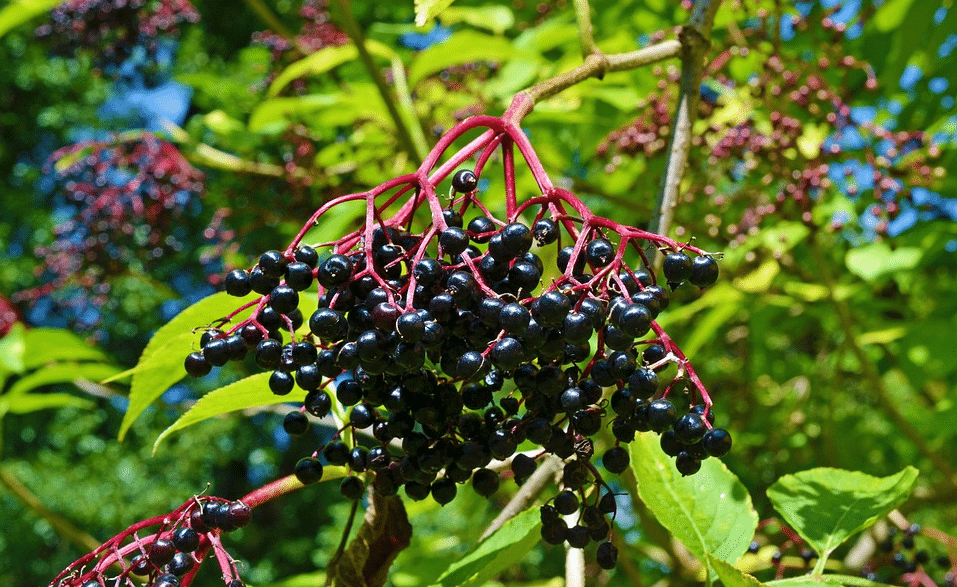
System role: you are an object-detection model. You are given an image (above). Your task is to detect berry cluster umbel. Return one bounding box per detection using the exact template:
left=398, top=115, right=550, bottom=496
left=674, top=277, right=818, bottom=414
left=50, top=497, right=251, bottom=587
left=184, top=110, right=730, bottom=570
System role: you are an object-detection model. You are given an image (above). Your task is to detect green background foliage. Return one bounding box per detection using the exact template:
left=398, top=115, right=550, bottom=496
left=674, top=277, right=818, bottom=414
left=0, top=0, right=954, bottom=586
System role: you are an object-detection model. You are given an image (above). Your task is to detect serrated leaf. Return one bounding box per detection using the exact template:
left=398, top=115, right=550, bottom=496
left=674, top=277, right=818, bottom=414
left=429, top=507, right=542, bottom=587
left=409, top=31, right=517, bottom=85
left=630, top=432, right=758, bottom=582
left=414, top=0, right=457, bottom=27
left=0, top=392, right=95, bottom=415
left=708, top=555, right=767, bottom=587
left=6, top=363, right=121, bottom=397
left=153, top=372, right=281, bottom=453
left=120, top=292, right=258, bottom=441
left=0, top=0, right=61, bottom=38
left=767, top=467, right=919, bottom=560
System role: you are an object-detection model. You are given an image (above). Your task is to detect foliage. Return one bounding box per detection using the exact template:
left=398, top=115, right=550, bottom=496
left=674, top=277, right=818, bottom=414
left=0, top=0, right=954, bottom=586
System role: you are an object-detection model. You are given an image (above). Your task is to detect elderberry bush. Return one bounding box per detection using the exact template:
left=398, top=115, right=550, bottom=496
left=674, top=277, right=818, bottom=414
left=177, top=112, right=731, bottom=571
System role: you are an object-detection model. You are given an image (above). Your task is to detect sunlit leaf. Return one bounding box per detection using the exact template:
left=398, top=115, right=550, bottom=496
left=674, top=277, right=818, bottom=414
left=120, top=292, right=258, bottom=441
left=0, top=0, right=60, bottom=39
left=767, top=467, right=919, bottom=560
left=0, top=392, right=95, bottom=414
left=414, top=0, right=457, bottom=27
left=6, top=363, right=121, bottom=397
left=409, top=31, right=517, bottom=85
left=152, top=372, right=281, bottom=453
left=708, top=555, right=767, bottom=587
left=428, top=507, right=541, bottom=587
left=22, top=328, right=110, bottom=368
left=631, top=432, right=758, bottom=581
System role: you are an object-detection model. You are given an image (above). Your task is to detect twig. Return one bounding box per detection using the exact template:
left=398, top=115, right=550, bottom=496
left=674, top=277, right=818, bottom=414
left=507, top=41, right=681, bottom=123
left=480, top=455, right=563, bottom=541
left=651, top=0, right=722, bottom=269
left=242, top=0, right=297, bottom=43
left=330, top=0, right=424, bottom=166
left=573, top=0, right=598, bottom=58
left=159, top=120, right=296, bottom=178
left=328, top=497, right=361, bottom=569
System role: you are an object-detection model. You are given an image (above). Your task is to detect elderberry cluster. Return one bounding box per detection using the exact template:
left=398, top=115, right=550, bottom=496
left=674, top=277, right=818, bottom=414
left=185, top=162, right=730, bottom=568
left=54, top=498, right=251, bottom=587
left=35, top=0, right=199, bottom=71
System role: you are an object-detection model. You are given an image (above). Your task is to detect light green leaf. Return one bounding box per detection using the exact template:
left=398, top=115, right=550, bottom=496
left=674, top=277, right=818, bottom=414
left=796, top=123, right=828, bottom=159
left=872, top=0, right=918, bottom=31
left=414, top=0, right=457, bottom=27
left=440, top=6, right=515, bottom=34
left=428, top=507, right=541, bottom=587
left=0, top=0, right=60, bottom=38
left=119, top=292, right=258, bottom=441
left=249, top=94, right=345, bottom=133
left=409, top=31, right=517, bottom=85
left=22, top=328, right=110, bottom=368
left=0, top=392, right=95, bottom=415
left=767, top=467, right=919, bottom=561
left=631, top=432, right=758, bottom=581
left=268, top=39, right=398, bottom=97
left=0, top=323, right=27, bottom=376
left=708, top=555, right=767, bottom=587
left=153, top=372, right=281, bottom=453
left=6, top=363, right=121, bottom=397
left=845, top=244, right=922, bottom=282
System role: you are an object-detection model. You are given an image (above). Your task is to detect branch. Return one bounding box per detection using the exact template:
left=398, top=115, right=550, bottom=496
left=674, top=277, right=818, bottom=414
left=242, top=0, right=297, bottom=43
left=330, top=0, right=424, bottom=166
left=564, top=508, right=585, bottom=587
left=573, top=0, right=598, bottom=57
left=480, top=455, right=563, bottom=541
left=650, top=0, right=723, bottom=269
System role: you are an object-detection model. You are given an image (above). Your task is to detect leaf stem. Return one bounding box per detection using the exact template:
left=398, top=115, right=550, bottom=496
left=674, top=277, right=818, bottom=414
left=330, top=0, right=424, bottom=166
left=480, top=454, right=563, bottom=541
left=242, top=0, right=297, bottom=44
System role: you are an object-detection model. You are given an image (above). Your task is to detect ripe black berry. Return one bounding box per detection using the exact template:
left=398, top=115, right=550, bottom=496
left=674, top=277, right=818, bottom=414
left=349, top=403, right=376, bottom=429
left=452, top=169, right=478, bottom=193
left=567, top=525, right=590, bottom=548
left=490, top=337, right=524, bottom=371
left=554, top=490, right=579, bottom=515
left=674, top=413, right=708, bottom=445
left=269, top=371, right=295, bottom=396
left=295, top=457, right=324, bottom=484
left=675, top=452, right=701, bottom=476
left=153, top=574, right=181, bottom=587
left=148, top=537, right=176, bottom=566
left=224, top=269, right=252, bottom=297
left=702, top=428, right=732, bottom=457
left=340, top=476, right=364, bottom=500
left=586, top=238, right=615, bottom=267
left=283, top=411, right=309, bottom=436
left=168, top=552, right=195, bottom=576
left=532, top=218, right=558, bottom=245
left=663, top=251, right=693, bottom=283
left=689, top=255, right=719, bottom=287
left=511, top=453, right=536, bottom=480
left=602, top=446, right=630, bottom=474
left=184, top=352, right=212, bottom=377
left=172, top=527, right=200, bottom=552
left=646, top=399, right=677, bottom=432
left=431, top=477, right=457, bottom=505
left=317, top=254, right=354, bottom=288
left=596, top=542, right=618, bottom=569
left=471, top=468, right=500, bottom=497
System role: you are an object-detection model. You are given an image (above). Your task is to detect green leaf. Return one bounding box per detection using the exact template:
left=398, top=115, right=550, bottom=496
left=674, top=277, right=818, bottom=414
left=768, top=575, right=898, bottom=587
left=22, top=328, right=110, bottom=368
left=630, top=432, right=758, bottom=581
left=414, top=0, right=457, bottom=27
left=6, top=363, right=121, bottom=397
left=872, top=0, right=918, bottom=31
left=0, top=392, right=95, bottom=415
left=268, top=40, right=398, bottom=98
left=440, top=6, right=516, bottom=34
left=428, top=507, right=542, bottom=587
left=249, top=94, right=345, bottom=133
left=0, top=0, right=61, bottom=39
left=119, top=292, right=258, bottom=441
left=409, top=31, right=517, bottom=85
left=845, top=244, right=922, bottom=282
left=152, top=373, right=282, bottom=453
left=767, top=467, right=919, bottom=561
left=708, top=555, right=767, bottom=587
left=0, top=323, right=26, bottom=376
